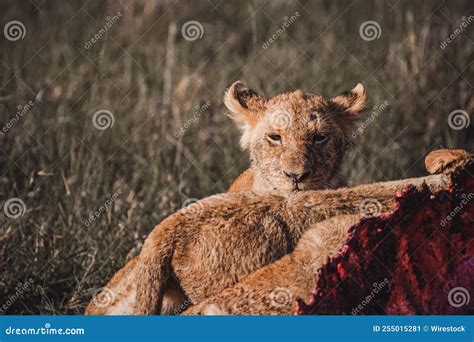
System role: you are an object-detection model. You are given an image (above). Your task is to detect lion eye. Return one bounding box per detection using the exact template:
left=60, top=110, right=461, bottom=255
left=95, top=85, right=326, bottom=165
left=267, top=134, right=282, bottom=142
left=312, top=134, right=327, bottom=144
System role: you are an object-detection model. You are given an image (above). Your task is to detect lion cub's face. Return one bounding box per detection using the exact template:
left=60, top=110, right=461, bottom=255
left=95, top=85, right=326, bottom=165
left=225, top=81, right=368, bottom=193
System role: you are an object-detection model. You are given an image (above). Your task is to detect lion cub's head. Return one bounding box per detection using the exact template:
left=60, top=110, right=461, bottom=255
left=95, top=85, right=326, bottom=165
left=225, top=81, right=368, bottom=193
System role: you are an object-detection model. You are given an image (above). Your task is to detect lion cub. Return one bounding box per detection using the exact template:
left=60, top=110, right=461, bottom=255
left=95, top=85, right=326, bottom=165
left=226, top=81, right=369, bottom=193
left=84, top=149, right=464, bottom=315
left=132, top=171, right=450, bottom=315
left=85, top=82, right=369, bottom=315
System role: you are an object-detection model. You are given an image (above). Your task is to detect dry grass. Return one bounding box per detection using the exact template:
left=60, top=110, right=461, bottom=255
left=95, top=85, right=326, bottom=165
left=0, top=0, right=472, bottom=314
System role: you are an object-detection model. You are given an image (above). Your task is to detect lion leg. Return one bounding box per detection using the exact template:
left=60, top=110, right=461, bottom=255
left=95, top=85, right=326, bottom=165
left=425, top=149, right=472, bottom=174
left=85, top=256, right=138, bottom=315
left=85, top=256, right=187, bottom=315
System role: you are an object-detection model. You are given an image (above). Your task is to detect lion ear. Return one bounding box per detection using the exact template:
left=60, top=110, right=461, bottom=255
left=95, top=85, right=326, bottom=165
left=329, top=83, right=368, bottom=116
left=224, top=81, right=266, bottom=149
left=328, top=83, right=369, bottom=135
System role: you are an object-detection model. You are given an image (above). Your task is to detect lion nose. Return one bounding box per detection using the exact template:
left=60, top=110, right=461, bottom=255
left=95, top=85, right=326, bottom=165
left=283, top=170, right=310, bottom=182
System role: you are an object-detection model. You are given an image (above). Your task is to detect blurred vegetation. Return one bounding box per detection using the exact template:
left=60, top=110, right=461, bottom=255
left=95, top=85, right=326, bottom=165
left=0, top=0, right=472, bottom=314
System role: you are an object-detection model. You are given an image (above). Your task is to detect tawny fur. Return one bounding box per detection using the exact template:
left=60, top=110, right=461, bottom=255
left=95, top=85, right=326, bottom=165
left=227, top=168, right=254, bottom=192
left=425, top=149, right=473, bottom=174
left=183, top=215, right=360, bottom=315
left=131, top=173, right=448, bottom=315
left=226, top=81, right=369, bottom=193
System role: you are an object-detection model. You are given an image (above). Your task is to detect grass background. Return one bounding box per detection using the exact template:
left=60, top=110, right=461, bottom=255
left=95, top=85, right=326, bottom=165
left=0, top=0, right=472, bottom=314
